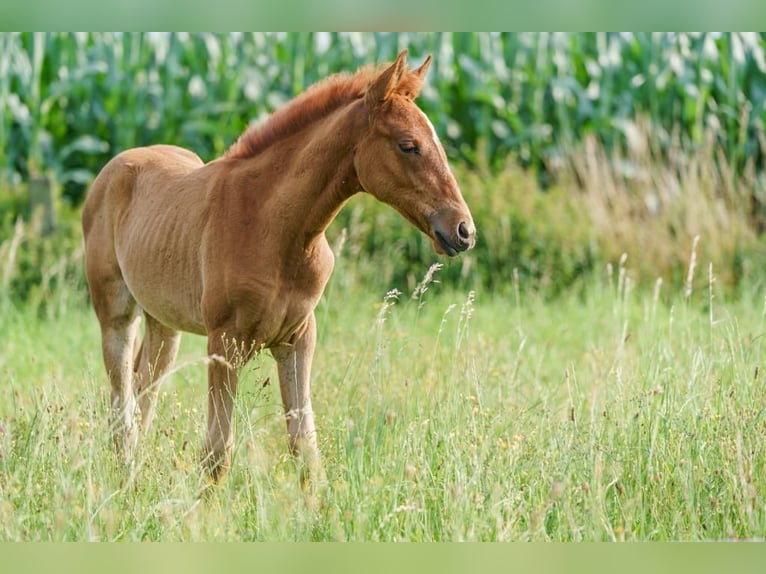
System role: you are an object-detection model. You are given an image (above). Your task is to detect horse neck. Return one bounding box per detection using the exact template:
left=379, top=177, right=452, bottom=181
left=241, top=101, right=365, bottom=251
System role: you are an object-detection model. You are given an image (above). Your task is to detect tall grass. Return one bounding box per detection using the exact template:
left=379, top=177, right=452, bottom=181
left=2, top=31, right=766, bottom=542
left=0, top=205, right=86, bottom=314
left=561, top=119, right=766, bottom=289
left=1, top=252, right=765, bottom=540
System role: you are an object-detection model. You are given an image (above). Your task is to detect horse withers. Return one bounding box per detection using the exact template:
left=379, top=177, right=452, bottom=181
left=82, top=49, right=476, bottom=484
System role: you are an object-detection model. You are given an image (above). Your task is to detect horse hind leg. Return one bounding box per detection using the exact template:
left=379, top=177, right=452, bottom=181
left=88, top=273, right=142, bottom=460
left=133, top=313, right=181, bottom=432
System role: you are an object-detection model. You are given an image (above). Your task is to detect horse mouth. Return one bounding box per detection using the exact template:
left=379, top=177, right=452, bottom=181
left=434, top=229, right=462, bottom=257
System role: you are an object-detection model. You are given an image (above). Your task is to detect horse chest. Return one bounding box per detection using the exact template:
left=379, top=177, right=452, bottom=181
left=228, top=247, right=333, bottom=345
left=273, top=292, right=317, bottom=340
left=274, top=262, right=331, bottom=334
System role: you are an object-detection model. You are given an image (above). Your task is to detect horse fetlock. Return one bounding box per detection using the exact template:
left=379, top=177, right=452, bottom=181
left=136, top=393, right=159, bottom=431
left=288, top=431, right=319, bottom=462
left=290, top=435, right=325, bottom=493
left=111, top=417, right=138, bottom=461
left=201, top=451, right=231, bottom=484
left=201, top=436, right=233, bottom=483
left=110, top=389, right=138, bottom=443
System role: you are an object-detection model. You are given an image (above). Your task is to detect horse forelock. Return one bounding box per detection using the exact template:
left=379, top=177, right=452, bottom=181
left=225, top=62, right=426, bottom=160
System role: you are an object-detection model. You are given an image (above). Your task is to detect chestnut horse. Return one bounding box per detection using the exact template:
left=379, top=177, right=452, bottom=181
left=82, top=50, right=476, bottom=482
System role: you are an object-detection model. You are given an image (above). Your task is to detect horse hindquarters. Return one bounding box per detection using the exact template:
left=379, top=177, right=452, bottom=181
left=82, top=163, right=143, bottom=459
left=84, top=157, right=188, bottom=461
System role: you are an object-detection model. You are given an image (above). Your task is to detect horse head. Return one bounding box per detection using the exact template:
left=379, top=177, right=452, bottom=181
left=355, top=50, right=476, bottom=256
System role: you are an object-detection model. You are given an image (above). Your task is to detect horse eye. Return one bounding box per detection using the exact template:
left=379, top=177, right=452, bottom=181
left=398, top=142, right=420, bottom=155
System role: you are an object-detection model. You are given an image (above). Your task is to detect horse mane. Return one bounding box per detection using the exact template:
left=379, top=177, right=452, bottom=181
left=225, top=63, right=425, bottom=160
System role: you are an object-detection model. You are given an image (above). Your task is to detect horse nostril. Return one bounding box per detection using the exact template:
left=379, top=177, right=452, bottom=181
left=457, top=221, right=470, bottom=242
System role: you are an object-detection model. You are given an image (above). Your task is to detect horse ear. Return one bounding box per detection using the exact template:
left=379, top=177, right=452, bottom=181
left=413, top=55, right=432, bottom=81
left=367, top=49, right=408, bottom=110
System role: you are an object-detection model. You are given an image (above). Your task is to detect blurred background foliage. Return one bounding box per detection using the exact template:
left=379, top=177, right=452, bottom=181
left=1, top=32, right=766, bottom=309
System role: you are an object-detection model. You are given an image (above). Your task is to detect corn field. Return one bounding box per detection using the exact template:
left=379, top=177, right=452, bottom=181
left=1, top=32, right=766, bottom=302
left=1, top=32, right=765, bottom=206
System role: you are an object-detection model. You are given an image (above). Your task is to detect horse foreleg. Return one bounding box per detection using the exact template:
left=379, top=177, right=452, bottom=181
left=272, top=313, right=323, bottom=488
left=201, top=331, right=240, bottom=482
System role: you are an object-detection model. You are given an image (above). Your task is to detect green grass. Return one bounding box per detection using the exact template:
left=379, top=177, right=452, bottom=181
left=1, top=260, right=765, bottom=541
left=3, top=31, right=766, bottom=543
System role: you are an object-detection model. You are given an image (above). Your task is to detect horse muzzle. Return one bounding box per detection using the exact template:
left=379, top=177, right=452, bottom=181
left=430, top=214, right=476, bottom=257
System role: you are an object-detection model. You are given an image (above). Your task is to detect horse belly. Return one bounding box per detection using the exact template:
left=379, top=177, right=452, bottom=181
left=121, top=255, right=206, bottom=334
left=116, top=213, right=207, bottom=335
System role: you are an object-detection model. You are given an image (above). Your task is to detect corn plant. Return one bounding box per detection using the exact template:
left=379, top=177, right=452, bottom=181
left=2, top=32, right=764, bottom=203
left=1, top=32, right=765, bottom=300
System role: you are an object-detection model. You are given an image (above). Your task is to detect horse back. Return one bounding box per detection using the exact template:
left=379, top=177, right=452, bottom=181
left=83, top=145, right=204, bottom=233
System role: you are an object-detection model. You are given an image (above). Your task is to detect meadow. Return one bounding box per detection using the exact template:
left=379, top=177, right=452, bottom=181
left=1, top=248, right=765, bottom=541
left=1, top=32, right=766, bottom=542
